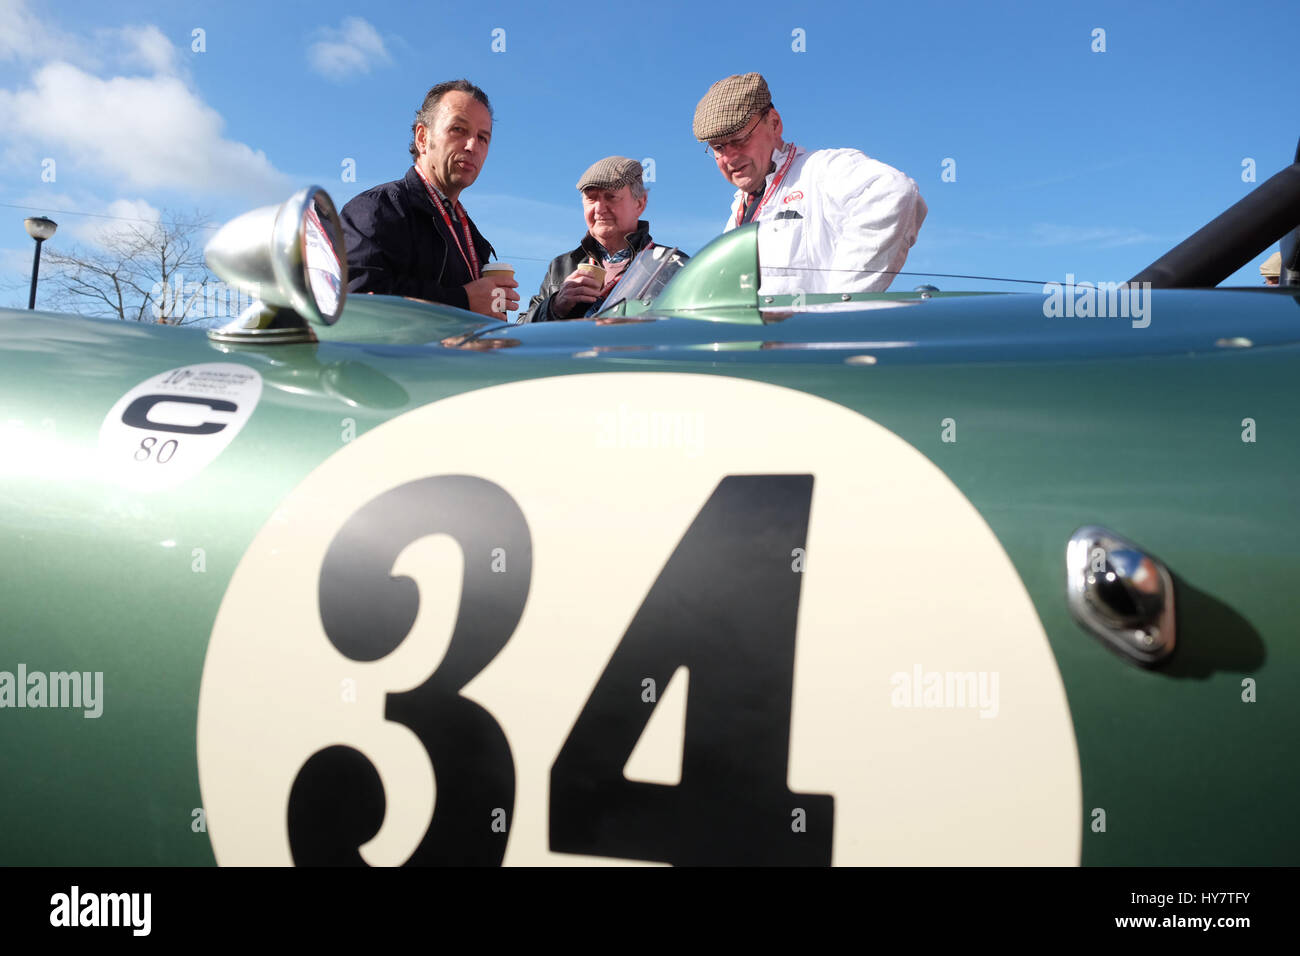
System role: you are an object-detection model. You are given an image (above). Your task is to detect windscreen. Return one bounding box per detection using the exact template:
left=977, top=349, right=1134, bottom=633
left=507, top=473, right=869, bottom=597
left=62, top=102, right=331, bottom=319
left=594, top=245, right=689, bottom=315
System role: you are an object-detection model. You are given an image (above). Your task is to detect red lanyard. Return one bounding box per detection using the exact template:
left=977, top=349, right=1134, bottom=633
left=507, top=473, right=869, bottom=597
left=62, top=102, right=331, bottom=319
left=414, top=164, right=481, bottom=281
left=735, top=144, right=798, bottom=228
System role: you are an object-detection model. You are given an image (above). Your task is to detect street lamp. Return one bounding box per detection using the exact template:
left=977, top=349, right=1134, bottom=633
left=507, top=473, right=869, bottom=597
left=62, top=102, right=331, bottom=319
left=24, top=216, right=58, bottom=310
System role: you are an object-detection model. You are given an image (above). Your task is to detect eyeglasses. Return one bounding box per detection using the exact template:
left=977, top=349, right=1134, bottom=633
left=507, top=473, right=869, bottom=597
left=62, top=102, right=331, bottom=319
left=705, top=110, right=769, bottom=157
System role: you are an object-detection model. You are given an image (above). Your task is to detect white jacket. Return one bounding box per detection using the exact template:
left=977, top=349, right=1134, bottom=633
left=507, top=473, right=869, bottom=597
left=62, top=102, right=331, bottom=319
left=723, top=144, right=927, bottom=294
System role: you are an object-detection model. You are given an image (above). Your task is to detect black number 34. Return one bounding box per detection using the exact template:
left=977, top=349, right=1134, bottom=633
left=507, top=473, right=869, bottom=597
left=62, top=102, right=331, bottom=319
left=287, top=474, right=833, bottom=866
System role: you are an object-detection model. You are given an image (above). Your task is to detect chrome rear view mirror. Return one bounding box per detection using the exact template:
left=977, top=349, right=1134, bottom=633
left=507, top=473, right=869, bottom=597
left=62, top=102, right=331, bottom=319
left=206, top=186, right=348, bottom=343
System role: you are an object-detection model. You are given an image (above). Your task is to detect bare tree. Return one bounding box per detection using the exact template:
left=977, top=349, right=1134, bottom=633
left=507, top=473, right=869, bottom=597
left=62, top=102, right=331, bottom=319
left=41, top=211, right=226, bottom=325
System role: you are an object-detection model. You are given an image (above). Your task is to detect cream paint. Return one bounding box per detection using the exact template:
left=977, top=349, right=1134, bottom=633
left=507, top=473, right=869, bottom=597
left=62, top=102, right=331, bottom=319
left=623, top=666, right=688, bottom=787
left=197, top=372, right=1081, bottom=866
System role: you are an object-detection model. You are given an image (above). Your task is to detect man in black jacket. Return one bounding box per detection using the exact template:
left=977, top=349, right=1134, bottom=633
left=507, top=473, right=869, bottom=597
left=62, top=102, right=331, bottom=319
left=518, top=156, right=654, bottom=323
left=341, top=79, right=519, bottom=317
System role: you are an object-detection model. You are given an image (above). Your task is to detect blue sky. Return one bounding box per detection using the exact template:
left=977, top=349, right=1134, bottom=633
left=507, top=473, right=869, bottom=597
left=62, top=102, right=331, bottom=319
left=1, top=0, right=1294, bottom=311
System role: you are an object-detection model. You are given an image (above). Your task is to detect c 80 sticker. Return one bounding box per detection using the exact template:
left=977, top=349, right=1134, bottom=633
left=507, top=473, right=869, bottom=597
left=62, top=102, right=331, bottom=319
left=198, top=373, right=1082, bottom=866
left=99, top=363, right=262, bottom=490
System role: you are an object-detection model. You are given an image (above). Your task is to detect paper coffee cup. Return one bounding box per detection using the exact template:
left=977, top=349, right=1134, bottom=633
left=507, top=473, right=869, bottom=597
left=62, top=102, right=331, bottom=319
left=576, top=262, right=606, bottom=286
left=482, top=262, right=514, bottom=282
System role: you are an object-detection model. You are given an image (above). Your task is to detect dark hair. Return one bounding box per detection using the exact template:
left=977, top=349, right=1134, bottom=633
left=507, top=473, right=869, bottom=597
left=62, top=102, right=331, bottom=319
left=409, top=80, right=493, bottom=160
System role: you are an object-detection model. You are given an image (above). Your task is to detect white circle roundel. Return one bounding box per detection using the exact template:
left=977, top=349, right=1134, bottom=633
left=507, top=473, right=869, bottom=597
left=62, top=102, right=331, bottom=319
left=98, top=363, right=262, bottom=490
left=198, top=372, right=1081, bottom=866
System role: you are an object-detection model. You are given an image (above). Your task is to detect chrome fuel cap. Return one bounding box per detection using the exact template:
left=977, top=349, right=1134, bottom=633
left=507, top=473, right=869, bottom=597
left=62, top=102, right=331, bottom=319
left=1066, top=526, right=1176, bottom=666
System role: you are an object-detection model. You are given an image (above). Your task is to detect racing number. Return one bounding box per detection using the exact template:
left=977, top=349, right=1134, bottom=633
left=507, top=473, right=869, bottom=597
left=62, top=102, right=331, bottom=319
left=288, top=476, right=529, bottom=866
left=550, top=474, right=833, bottom=865
left=287, top=474, right=833, bottom=865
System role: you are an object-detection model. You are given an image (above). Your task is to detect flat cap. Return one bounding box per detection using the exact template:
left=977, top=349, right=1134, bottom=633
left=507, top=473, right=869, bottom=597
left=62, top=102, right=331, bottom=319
left=577, top=156, right=644, bottom=192
left=1260, top=251, right=1282, bottom=277
left=693, top=72, right=772, bottom=141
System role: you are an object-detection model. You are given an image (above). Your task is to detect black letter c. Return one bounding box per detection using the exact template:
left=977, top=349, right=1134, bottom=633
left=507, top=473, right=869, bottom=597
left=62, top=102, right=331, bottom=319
left=121, top=394, right=237, bottom=435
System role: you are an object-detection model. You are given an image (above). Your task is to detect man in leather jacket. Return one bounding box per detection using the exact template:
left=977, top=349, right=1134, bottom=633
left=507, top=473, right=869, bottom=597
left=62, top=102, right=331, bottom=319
left=518, top=156, right=654, bottom=323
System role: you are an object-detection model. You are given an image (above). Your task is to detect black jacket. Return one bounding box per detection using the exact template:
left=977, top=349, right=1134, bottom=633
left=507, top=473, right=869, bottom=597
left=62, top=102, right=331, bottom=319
left=340, top=166, right=495, bottom=311
left=518, top=221, right=654, bottom=323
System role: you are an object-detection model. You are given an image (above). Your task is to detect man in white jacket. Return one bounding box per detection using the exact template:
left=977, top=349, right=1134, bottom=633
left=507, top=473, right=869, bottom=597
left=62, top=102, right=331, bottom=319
left=694, top=72, right=927, bottom=294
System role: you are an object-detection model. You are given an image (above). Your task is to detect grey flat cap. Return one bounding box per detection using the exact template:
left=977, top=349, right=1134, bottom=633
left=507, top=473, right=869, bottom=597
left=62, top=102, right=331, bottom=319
left=693, top=72, right=772, bottom=141
left=577, top=156, right=644, bottom=191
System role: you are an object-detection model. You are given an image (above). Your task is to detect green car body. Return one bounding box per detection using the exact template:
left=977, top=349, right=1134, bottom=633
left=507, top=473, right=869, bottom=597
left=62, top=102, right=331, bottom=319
left=1, top=217, right=1296, bottom=867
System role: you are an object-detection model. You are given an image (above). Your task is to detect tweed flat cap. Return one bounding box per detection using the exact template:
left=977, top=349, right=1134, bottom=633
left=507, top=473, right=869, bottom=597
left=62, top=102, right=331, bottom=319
left=693, top=72, right=772, bottom=141
left=577, top=156, right=644, bottom=191
left=1260, top=251, right=1282, bottom=277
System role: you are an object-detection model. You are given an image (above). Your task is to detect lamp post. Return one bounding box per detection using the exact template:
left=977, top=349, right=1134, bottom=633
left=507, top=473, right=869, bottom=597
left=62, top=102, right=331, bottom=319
left=24, top=216, right=58, bottom=310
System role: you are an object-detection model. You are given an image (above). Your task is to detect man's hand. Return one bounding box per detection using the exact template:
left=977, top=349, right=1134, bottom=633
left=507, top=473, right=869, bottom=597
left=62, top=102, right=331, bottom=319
left=464, top=276, right=520, bottom=317
left=551, top=269, right=604, bottom=317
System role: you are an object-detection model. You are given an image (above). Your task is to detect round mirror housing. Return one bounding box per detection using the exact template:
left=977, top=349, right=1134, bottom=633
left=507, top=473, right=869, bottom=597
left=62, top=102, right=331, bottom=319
left=205, top=186, right=348, bottom=343
left=279, top=188, right=346, bottom=326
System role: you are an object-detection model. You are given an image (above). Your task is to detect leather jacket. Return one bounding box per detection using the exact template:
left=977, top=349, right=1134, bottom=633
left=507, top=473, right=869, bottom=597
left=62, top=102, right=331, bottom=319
left=517, top=220, right=654, bottom=323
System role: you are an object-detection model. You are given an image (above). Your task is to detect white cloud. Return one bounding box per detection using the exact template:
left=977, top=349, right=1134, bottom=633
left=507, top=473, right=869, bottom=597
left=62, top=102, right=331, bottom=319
left=0, top=1, right=179, bottom=76
left=0, top=2, right=287, bottom=203
left=4, top=190, right=101, bottom=235
left=0, top=61, right=291, bottom=202
left=0, top=0, right=89, bottom=64
left=117, top=24, right=178, bottom=76
left=307, top=17, right=391, bottom=80
left=63, top=198, right=163, bottom=248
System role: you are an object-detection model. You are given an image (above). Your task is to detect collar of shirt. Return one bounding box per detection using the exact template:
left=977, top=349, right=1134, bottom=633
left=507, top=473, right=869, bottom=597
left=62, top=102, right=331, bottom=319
left=733, top=143, right=795, bottom=209
left=432, top=187, right=459, bottom=223
left=413, top=164, right=460, bottom=222
left=597, top=244, right=634, bottom=264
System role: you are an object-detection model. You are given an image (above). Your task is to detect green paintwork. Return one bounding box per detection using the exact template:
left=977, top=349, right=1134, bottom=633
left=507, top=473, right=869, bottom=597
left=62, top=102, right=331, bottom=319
left=651, top=225, right=761, bottom=318
left=2, top=222, right=1298, bottom=866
